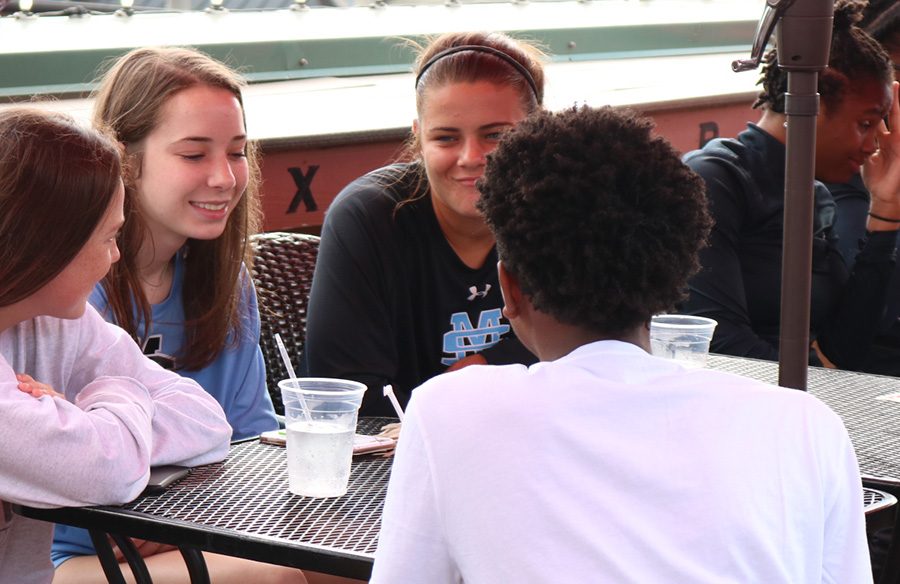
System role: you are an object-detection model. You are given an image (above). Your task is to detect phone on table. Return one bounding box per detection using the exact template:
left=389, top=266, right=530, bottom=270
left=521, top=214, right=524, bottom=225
left=142, top=465, right=191, bottom=496
left=260, top=429, right=396, bottom=455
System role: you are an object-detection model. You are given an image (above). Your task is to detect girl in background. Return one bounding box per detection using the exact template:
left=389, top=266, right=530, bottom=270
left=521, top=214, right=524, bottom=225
left=827, top=0, right=900, bottom=377
left=303, top=32, right=543, bottom=416
left=682, top=0, right=898, bottom=369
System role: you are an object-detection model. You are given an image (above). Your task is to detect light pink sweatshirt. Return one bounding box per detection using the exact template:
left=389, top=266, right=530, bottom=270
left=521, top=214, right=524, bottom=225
left=0, top=305, right=232, bottom=583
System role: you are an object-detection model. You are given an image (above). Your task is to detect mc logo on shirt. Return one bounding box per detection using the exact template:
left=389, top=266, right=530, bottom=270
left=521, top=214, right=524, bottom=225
left=441, top=309, right=510, bottom=366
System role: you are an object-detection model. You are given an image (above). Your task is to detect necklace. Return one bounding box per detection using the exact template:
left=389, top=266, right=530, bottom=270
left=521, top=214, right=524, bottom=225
left=142, top=261, right=174, bottom=303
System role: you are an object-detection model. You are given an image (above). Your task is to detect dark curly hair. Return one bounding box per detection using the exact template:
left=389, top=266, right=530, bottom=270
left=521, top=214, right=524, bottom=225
left=477, top=106, right=713, bottom=336
left=754, top=0, right=892, bottom=112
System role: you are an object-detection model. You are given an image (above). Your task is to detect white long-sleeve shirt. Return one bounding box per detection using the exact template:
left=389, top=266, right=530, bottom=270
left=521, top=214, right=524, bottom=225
left=372, top=340, right=871, bottom=584
left=0, top=305, right=231, bottom=583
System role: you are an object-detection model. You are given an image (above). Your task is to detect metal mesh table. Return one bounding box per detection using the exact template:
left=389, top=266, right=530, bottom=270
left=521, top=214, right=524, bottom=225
left=17, top=417, right=395, bottom=580
left=708, top=354, right=900, bottom=482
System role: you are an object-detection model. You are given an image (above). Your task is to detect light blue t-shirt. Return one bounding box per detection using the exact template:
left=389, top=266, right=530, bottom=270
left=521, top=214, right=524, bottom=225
left=51, top=249, right=277, bottom=567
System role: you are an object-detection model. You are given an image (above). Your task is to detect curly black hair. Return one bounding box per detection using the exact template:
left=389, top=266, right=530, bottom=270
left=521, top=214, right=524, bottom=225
left=477, top=106, right=713, bottom=336
left=754, top=0, right=892, bottom=112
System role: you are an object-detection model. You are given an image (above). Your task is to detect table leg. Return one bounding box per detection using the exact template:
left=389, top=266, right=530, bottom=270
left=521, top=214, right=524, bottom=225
left=109, top=533, right=154, bottom=583
left=87, top=532, right=210, bottom=584
left=87, top=530, right=138, bottom=584
left=178, top=546, right=211, bottom=584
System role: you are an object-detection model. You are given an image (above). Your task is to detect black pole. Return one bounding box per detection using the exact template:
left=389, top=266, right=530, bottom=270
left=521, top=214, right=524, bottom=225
left=774, top=0, right=833, bottom=390
left=733, top=0, right=834, bottom=391
left=778, top=71, right=819, bottom=390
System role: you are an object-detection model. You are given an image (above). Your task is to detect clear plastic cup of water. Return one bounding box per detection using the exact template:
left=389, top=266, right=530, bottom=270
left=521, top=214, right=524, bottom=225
left=278, top=377, right=367, bottom=497
left=649, top=314, right=718, bottom=368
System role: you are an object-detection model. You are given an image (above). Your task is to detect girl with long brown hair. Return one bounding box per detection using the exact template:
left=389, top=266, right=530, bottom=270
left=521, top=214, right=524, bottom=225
left=50, top=47, right=301, bottom=584
left=0, top=106, right=230, bottom=583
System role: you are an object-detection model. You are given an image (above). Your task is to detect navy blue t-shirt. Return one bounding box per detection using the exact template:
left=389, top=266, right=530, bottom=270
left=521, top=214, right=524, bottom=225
left=302, top=163, right=535, bottom=416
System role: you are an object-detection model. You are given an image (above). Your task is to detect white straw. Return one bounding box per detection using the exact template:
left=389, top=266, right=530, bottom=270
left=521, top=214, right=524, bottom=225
left=274, top=333, right=312, bottom=423
left=382, top=385, right=405, bottom=422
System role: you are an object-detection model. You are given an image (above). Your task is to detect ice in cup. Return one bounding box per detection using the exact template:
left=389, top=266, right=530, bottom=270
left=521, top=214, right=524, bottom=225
left=649, top=314, right=718, bottom=368
left=278, top=377, right=367, bottom=497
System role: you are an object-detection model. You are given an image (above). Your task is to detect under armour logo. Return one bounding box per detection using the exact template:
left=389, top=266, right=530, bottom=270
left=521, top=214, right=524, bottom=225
left=467, top=284, right=491, bottom=301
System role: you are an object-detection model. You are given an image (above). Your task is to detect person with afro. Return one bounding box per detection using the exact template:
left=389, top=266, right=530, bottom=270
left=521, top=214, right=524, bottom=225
left=370, top=106, right=871, bottom=583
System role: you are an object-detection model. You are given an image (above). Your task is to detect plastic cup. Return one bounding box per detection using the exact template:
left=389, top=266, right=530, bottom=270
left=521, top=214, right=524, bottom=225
left=649, top=314, right=718, bottom=369
left=278, top=377, right=367, bottom=497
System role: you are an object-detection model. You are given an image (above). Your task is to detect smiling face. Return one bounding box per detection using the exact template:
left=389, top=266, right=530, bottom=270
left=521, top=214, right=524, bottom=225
left=815, top=78, right=893, bottom=183
left=416, top=81, right=527, bottom=231
left=28, top=181, right=125, bottom=320
left=134, top=84, right=249, bottom=257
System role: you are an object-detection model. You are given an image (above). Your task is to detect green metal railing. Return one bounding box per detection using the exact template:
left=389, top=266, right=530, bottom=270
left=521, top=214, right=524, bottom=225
left=0, top=0, right=761, bottom=99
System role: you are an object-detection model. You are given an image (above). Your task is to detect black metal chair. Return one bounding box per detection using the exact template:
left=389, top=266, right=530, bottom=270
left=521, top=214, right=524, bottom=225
left=864, top=479, right=900, bottom=584
left=250, top=232, right=320, bottom=416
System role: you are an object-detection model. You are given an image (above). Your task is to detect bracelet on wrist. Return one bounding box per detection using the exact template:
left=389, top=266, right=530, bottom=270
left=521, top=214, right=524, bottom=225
left=868, top=212, right=900, bottom=223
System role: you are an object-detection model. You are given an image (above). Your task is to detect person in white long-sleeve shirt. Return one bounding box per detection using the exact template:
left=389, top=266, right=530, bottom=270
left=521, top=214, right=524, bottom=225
left=0, top=107, right=231, bottom=584
left=371, top=106, right=875, bottom=584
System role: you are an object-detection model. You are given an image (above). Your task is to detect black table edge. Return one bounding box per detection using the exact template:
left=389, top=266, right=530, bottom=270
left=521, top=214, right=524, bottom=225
left=15, top=503, right=373, bottom=579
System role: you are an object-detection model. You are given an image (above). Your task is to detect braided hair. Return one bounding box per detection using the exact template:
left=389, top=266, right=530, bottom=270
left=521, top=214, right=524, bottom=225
left=754, top=0, right=892, bottom=113
left=861, top=0, right=900, bottom=59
